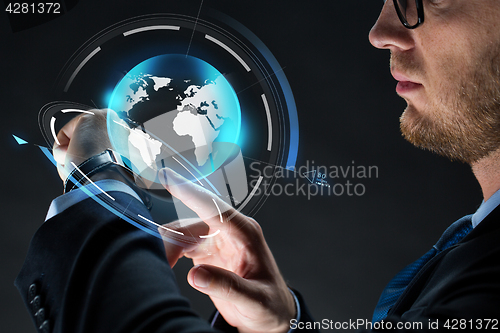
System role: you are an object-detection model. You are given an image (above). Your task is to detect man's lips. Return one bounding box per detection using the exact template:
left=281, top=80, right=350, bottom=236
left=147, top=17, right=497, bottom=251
left=396, top=81, right=423, bottom=94
left=391, top=70, right=423, bottom=94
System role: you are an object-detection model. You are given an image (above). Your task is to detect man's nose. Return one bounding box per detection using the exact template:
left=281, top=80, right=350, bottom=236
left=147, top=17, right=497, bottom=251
left=369, top=0, right=414, bottom=52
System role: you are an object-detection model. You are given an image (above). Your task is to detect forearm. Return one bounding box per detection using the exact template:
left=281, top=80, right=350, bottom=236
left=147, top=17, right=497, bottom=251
left=16, top=191, right=215, bottom=333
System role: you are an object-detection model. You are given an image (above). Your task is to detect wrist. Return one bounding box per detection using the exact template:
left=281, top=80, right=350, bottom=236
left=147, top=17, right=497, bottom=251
left=64, top=149, right=153, bottom=209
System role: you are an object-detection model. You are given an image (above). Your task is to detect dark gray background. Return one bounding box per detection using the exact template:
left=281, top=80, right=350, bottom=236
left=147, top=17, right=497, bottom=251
left=1, top=1, right=482, bottom=332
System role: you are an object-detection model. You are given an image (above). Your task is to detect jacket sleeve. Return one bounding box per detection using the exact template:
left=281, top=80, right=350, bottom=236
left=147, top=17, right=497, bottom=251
left=15, top=191, right=217, bottom=333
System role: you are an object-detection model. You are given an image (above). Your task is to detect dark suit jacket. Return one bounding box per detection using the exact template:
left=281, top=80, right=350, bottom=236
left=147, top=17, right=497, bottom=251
left=260, top=208, right=500, bottom=332
left=375, top=207, right=500, bottom=331
left=286, top=206, right=500, bottom=332
left=16, top=192, right=218, bottom=333
left=16, top=191, right=317, bottom=332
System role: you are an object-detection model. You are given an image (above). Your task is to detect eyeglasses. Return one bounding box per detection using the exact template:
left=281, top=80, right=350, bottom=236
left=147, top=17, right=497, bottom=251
left=389, top=0, right=424, bottom=29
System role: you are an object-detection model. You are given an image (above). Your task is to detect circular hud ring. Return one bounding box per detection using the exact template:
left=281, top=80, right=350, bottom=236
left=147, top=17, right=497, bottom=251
left=52, top=12, right=299, bottom=218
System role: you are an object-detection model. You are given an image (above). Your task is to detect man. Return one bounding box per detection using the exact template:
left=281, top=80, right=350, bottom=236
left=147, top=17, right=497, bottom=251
left=16, top=0, right=500, bottom=332
left=174, top=0, right=500, bottom=328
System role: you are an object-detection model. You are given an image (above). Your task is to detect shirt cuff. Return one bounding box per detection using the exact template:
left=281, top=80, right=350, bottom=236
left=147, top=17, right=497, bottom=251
left=45, top=179, right=143, bottom=221
left=287, top=288, right=301, bottom=333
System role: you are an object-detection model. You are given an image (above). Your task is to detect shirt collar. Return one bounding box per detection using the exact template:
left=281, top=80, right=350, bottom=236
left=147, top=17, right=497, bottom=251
left=471, top=188, right=500, bottom=228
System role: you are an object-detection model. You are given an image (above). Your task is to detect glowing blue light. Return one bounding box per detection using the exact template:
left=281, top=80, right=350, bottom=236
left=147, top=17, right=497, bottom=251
left=107, top=54, right=242, bottom=183
left=12, top=134, right=28, bottom=145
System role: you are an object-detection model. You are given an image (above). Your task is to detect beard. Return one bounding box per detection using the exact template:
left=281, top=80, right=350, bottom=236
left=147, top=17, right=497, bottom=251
left=397, top=46, right=500, bottom=164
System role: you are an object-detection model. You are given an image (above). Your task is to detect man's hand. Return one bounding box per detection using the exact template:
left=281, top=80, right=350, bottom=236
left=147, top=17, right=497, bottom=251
left=159, top=168, right=296, bottom=333
left=52, top=109, right=111, bottom=181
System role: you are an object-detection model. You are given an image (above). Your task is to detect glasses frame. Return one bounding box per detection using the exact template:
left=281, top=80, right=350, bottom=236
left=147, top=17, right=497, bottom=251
left=393, top=0, right=424, bottom=29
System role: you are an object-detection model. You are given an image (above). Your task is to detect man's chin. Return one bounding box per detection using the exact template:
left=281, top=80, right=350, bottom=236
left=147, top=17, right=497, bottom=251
left=399, top=113, right=483, bottom=164
left=399, top=106, right=425, bottom=143
left=399, top=107, right=467, bottom=162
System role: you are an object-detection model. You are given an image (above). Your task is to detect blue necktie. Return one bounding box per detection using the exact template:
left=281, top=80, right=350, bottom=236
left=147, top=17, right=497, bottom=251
left=372, top=215, right=473, bottom=323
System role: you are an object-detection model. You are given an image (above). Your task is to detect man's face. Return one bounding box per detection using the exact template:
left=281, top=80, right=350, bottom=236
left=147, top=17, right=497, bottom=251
left=369, top=0, right=500, bottom=164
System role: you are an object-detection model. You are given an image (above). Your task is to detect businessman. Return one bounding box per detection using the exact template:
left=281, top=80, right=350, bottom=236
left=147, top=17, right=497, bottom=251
left=177, top=0, right=500, bottom=329
left=160, top=0, right=500, bottom=330
left=16, top=0, right=500, bottom=332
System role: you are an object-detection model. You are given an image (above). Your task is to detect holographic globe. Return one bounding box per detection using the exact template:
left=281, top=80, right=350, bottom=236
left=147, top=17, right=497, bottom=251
left=107, top=54, right=241, bottom=184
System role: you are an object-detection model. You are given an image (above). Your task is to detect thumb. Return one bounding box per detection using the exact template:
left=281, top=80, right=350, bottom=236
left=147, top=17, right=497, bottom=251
left=188, top=265, right=260, bottom=307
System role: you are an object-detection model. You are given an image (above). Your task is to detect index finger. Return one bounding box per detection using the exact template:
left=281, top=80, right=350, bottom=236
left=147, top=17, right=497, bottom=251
left=159, top=167, right=258, bottom=235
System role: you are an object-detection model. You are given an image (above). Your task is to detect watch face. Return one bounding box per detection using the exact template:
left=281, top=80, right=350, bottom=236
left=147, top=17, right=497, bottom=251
left=41, top=12, right=299, bottom=238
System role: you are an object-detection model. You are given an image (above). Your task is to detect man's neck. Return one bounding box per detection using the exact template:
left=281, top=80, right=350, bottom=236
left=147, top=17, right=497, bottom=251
left=471, top=148, right=500, bottom=201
